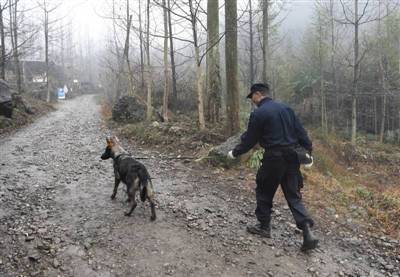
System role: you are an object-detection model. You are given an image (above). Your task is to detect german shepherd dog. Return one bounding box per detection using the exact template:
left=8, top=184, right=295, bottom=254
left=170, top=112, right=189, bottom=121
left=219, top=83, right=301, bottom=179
left=101, top=136, right=156, bottom=220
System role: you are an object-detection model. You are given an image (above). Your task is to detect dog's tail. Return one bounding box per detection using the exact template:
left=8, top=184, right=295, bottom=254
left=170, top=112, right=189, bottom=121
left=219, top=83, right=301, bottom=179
left=140, top=182, right=147, bottom=202
left=139, top=168, right=154, bottom=202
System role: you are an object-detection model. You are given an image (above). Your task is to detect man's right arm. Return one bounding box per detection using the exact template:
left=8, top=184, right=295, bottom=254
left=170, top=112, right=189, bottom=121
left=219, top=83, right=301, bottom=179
left=232, top=112, right=261, bottom=157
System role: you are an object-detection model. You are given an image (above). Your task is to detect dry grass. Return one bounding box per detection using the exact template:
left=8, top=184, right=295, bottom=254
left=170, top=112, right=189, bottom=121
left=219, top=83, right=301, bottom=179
left=99, top=99, right=113, bottom=120
left=305, top=131, right=400, bottom=239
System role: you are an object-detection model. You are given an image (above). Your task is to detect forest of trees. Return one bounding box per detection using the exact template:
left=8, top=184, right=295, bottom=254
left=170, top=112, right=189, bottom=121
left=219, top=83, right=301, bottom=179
left=1, top=0, right=400, bottom=144
left=0, top=0, right=94, bottom=101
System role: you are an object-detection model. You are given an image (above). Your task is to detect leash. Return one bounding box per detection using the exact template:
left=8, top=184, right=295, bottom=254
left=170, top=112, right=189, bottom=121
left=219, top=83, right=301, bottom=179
left=134, top=156, right=195, bottom=160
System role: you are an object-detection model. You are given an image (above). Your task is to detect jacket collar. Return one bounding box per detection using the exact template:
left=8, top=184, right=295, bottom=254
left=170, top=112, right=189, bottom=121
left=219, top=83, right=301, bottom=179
left=257, top=97, right=272, bottom=107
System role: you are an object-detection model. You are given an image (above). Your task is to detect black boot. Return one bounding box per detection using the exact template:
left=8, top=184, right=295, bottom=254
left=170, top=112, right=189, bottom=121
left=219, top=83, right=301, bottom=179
left=247, top=223, right=271, bottom=238
left=301, top=223, right=318, bottom=251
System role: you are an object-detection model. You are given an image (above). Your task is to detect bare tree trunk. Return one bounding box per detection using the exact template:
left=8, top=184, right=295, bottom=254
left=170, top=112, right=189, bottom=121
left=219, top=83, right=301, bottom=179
left=146, top=0, right=153, bottom=121
left=39, top=0, right=63, bottom=101
left=13, top=0, right=22, bottom=94
left=318, top=10, right=327, bottom=133
left=116, top=1, right=133, bottom=99
left=112, top=0, right=121, bottom=100
left=378, top=2, right=387, bottom=143
left=126, top=35, right=135, bottom=94
left=351, top=0, right=359, bottom=145
left=44, top=9, right=50, bottom=101
left=9, top=0, right=22, bottom=94
left=329, top=0, right=337, bottom=130
left=225, top=0, right=240, bottom=135
left=379, top=92, right=387, bottom=142
left=262, top=0, right=270, bottom=89
left=167, top=0, right=177, bottom=104
left=162, top=0, right=170, bottom=122
left=195, top=52, right=205, bottom=129
left=138, top=0, right=145, bottom=93
left=206, top=0, right=221, bottom=123
left=189, top=0, right=205, bottom=130
left=125, top=1, right=134, bottom=96
left=120, top=15, right=133, bottom=96
left=0, top=4, right=6, bottom=80
left=249, top=0, right=254, bottom=86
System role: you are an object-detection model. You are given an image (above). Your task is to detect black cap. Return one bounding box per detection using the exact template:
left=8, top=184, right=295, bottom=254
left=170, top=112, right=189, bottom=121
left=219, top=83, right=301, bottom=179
left=247, top=83, right=270, bottom=99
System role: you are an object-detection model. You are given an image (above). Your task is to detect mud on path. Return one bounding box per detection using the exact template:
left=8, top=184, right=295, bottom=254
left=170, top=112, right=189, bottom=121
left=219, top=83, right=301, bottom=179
left=0, top=95, right=398, bottom=277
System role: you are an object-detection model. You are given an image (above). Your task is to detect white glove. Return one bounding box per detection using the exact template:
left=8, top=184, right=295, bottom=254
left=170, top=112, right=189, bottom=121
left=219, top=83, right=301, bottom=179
left=227, top=150, right=235, bottom=159
left=304, top=155, right=313, bottom=168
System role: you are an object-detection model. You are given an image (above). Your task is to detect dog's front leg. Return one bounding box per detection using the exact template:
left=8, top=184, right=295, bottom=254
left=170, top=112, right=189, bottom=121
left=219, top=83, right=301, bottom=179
left=111, top=178, right=121, bottom=199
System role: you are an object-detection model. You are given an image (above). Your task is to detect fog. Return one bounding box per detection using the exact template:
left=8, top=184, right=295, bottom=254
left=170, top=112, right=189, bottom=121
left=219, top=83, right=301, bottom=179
left=1, top=0, right=399, bottom=202
left=2, top=0, right=398, bottom=94
left=283, top=1, right=314, bottom=37
left=63, top=0, right=316, bottom=54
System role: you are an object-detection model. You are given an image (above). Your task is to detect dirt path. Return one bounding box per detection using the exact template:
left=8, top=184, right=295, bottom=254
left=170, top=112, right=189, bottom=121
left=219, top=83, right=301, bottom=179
left=0, top=95, right=398, bottom=277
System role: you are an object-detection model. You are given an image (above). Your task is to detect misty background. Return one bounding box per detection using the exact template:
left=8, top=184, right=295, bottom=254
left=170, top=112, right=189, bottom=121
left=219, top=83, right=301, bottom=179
left=1, top=0, right=400, bottom=145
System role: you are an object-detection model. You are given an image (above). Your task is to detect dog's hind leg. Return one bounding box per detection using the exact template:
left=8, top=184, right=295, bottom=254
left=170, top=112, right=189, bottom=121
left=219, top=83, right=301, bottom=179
left=111, top=178, right=121, bottom=200
left=146, top=181, right=156, bottom=221
left=124, top=178, right=139, bottom=216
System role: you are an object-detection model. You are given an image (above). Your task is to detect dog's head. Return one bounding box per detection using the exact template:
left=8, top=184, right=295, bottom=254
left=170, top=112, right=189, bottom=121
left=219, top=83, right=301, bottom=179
left=101, top=136, right=121, bottom=160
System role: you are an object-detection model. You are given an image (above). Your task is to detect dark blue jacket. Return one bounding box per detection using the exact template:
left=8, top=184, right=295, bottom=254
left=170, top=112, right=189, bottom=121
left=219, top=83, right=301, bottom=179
left=232, top=98, right=312, bottom=157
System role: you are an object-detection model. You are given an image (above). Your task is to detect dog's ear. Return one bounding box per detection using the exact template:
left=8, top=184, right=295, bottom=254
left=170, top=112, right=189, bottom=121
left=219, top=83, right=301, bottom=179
left=106, top=137, right=114, bottom=147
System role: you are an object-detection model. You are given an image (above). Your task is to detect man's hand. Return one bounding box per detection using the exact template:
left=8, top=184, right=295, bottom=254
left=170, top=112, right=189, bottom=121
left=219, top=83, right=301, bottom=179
left=227, top=150, right=235, bottom=159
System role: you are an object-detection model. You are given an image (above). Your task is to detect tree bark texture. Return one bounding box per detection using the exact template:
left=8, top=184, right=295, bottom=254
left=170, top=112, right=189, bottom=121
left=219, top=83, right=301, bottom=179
left=206, top=0, right=221, bottom=123
left=146, top=0, right=153, bottom=121
left=225, top=0, right=240, bottom=135
left=189, top=0, right=206, bottom=130
left=351, top=0, right=359, bottom=145
left=167, top=0, right=178, bottom=104
left=0, top=4, right=6, bottom=80
left=262, top=0, right=270, bottom=87
left=162, top=0, right=170, bottom=122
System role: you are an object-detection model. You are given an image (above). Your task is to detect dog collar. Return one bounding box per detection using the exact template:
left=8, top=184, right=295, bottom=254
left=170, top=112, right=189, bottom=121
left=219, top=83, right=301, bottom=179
left=114, top=153, right=130, bottom=161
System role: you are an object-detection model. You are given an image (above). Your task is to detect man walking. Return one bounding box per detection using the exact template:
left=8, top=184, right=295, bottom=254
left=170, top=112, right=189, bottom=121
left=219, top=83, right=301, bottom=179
left=228, top=83, right=318, bottom=251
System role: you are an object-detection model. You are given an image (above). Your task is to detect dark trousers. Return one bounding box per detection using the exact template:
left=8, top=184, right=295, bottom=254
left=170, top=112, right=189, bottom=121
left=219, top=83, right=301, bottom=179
left=255, top=149, right=314, bottom=229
